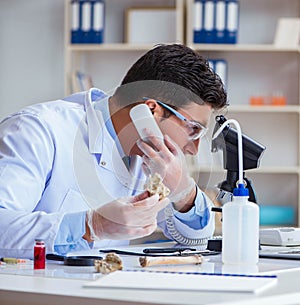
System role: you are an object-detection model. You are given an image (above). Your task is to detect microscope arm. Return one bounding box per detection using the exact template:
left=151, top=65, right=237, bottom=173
left=211, top=115, right=265, bottom=206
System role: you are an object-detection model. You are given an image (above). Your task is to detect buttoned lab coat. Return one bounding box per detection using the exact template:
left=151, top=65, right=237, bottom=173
left=0, top=89, right=214, bottom=258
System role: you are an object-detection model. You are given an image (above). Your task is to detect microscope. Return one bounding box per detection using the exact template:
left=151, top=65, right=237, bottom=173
left=211, top=115, right=266, bottom=206
left=207, top=115, right=266, bottom=251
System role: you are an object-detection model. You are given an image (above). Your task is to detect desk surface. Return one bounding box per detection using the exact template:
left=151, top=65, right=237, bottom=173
left=2, top=242, right=300, bottom=305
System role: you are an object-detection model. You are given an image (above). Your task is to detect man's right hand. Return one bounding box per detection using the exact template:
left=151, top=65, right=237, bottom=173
left=84, top=191, right=169, bottom=241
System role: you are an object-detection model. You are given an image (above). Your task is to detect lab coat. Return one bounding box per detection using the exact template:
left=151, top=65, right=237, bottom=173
left=0, top=89, right=214, bottom=258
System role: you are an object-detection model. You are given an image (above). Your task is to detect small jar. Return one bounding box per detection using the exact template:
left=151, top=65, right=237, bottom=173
left=34, top=239, right=46, bottom=270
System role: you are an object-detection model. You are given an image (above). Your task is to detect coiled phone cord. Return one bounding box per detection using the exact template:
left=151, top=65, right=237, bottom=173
left=164, top=205, right=210, bottom=249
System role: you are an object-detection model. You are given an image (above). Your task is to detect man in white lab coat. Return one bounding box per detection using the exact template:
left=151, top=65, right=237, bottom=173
left=0, top=44, right=227, bottom=258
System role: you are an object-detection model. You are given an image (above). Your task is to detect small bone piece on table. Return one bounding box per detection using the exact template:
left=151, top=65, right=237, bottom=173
left=95, top=253, right=123, bottom=274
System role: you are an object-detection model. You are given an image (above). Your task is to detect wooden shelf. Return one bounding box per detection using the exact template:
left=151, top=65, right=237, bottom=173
left=228, top=105, right=300, bottom=113
left=66, top=43, right=160, bottom=52
left=188, top=43, right=300, bottom=53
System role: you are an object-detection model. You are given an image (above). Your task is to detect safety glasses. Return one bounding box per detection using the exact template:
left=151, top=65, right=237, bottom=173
left=143, top=97, right=208, bottom=140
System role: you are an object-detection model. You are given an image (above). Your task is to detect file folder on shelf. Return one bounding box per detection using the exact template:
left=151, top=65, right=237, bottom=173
left=203, top=0, right=215, bottom=43
left=71, top=0, right=81, bottom=43
left=208, top=59, right=228, bottom=88
left=72, top=70, right=94, bottom=92
left=70, top=0, right=104, bottom=44
left=225, top=0, right=239, bottom=44
left=194, top=0, right=214, bottom=43
left=214, top=0, right=226, bottom=43
left=92, top=0, right=105, bottom=43
left=193, top=0, right=205, bottom=43
left=81, top=1, right=92, bottom=43
left=193, top=0, right=239, bottom=44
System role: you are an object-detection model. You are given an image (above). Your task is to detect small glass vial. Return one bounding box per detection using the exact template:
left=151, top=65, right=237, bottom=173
left=34, top=239, right=46, bottom=270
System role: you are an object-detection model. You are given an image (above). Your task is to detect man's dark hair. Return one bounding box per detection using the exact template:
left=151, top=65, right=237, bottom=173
left=114, top=44, right=228, bottom=110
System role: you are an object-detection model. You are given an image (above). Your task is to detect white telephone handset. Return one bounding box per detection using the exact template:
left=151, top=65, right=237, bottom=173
left=129, top=104, right=164, bottom=142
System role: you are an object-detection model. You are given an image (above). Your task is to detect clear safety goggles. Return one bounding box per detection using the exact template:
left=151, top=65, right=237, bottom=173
left=143, top=97, right=208, bottom=140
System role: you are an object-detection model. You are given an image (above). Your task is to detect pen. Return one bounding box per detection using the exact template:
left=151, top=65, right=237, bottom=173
left=0, top=257, right=32, bottom=264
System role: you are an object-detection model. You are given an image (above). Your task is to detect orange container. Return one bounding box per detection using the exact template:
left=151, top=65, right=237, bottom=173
left=271, top=95, right=286, bottom=106
left=249, top=96, right=264, bottom=106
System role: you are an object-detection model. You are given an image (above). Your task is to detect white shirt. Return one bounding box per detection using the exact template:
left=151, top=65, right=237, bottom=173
left=0, top=88, right=214, bottom=258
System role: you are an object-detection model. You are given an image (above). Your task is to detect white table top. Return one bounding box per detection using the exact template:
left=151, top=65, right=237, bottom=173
left=2, top=242, right=300, bottom=305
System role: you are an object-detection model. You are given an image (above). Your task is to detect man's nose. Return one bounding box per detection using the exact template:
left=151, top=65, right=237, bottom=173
left=184, top=139, right=200, bottom=155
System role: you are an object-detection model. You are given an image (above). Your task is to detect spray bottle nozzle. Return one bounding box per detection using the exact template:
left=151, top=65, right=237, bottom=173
left=233, top=183, right=249, bottom=197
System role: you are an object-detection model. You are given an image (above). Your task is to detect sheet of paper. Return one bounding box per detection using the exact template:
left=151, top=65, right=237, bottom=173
left=84, top=270, right=277, bottom=294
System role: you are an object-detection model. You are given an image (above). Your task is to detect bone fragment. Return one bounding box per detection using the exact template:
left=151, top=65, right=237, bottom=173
left=95, top=252, right=123, bottom=274
left=139, top=254, right=202, bottom=267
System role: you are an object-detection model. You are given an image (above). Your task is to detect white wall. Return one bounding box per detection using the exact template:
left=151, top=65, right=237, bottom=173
left=0, top=0, right=65, bottom=119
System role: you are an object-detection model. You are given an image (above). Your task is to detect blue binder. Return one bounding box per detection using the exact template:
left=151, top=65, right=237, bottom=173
left=193, top=0, right=215, bottom=43
left=214, top=59, right=227, bottom=88
left=203, top=0, right=215, bottom=43
left=80, top=0, right=92, bottom=43
left=194, top=0, right=229, bottom=44
left=71, top=0, right=81, bottom=43
left=208, top=59, right=215, bottom=71
left=225, top=0, right=239, bottom=44
left=208, top=59, right=228, bottom=87
left=71, top=0, right=104, bottom=44
left=193, top=0, right=206, bottom=43
left=214, top=0, right=226, bottom=43
left=91, top=0, right=105, bottom=43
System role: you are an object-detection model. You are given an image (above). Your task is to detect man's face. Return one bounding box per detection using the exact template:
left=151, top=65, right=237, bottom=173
left=157, top=101, right=213, bottom=155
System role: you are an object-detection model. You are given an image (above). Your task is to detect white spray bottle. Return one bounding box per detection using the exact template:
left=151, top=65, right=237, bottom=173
left=213, top=119, right=260, bottom=265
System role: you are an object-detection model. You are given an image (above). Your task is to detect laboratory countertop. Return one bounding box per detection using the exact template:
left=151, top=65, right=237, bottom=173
left=1, top=242, right=300, bottom=305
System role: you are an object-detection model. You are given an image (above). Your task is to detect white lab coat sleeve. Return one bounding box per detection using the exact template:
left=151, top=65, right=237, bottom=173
left=0, top=113, right=64, bottom=258
left=157, top=186, right=215, bottom=240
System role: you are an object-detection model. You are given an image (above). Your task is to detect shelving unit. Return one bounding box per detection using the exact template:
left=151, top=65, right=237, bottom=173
left=64, top=0, right=184, bottom=95
left=186, top=0, right=300, bottom=226
left=64, top=0, right=300, bottom=227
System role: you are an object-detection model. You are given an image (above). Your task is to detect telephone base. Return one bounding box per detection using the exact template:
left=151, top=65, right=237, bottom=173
left=259, top=227, right=300, bottom=246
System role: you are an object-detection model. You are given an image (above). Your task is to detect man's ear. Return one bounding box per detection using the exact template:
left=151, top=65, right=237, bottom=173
left=144, top=99, right=164, bottom=117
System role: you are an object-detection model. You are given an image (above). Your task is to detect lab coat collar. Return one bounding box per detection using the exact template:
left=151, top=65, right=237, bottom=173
left=84, top=88, right=108, bottom=154
left=84, top=88, right=135, bottom=183
left=83, top=88, right=146, bottom=192
left=99, top=115, right=143, bottom=188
